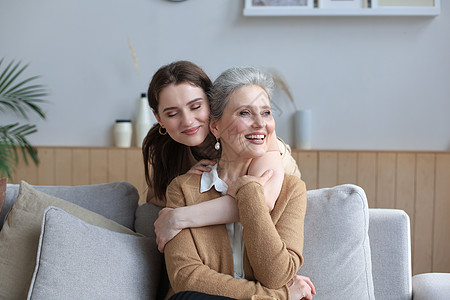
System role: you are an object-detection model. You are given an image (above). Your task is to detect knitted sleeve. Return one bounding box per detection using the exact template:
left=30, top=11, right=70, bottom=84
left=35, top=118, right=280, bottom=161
left=236, top=176, right=307, bottom=289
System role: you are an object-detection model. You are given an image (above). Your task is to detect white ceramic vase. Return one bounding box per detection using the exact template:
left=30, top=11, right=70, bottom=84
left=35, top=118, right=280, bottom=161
left=294, top=109, right=312, bottom=149
left=135, top=93, right=152, bottom=147
left=113, top=120, right=132, bottom=148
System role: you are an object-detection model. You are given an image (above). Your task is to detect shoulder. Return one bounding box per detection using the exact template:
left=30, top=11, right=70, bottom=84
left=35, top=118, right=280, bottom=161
left=276, top=137, right=302, bottom=179
left=280, top=174, right=307, bottom=206
left=283, top=174, right=306, bottom=191
left=166, top=174, right=202, bottom=208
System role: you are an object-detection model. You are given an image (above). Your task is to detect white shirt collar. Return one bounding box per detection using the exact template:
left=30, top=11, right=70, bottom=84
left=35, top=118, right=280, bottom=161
left=200, top=164, right=228, bottom=195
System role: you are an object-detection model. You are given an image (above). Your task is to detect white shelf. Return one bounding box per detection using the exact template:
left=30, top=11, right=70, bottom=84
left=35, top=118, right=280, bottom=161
left=243, top=1, right=440, bottom=17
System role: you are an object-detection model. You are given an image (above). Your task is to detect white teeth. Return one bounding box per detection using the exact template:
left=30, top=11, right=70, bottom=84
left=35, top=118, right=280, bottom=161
left=246, top=135, right=265, bottom=140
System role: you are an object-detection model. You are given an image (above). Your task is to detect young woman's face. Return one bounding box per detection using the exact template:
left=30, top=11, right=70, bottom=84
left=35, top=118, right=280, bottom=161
left=155, top=82, right=210, bottom=147
left=211, top=85, right=275, bottom=160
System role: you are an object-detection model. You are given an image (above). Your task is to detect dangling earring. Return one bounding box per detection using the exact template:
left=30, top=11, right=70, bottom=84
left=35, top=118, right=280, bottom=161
left=214, top=138, right=220, bottom=151
left=158, top=125, right=167, bottom=135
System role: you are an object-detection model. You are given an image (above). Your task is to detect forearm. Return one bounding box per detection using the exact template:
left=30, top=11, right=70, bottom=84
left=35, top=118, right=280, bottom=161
left=236, top=180, right=306, bottom=289
left=248, top=147, right=284, bottom=210
left=174, top=195, right=239, bottom=229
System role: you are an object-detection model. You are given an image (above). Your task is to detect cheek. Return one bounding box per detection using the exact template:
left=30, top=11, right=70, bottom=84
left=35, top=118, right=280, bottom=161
left=225, top=119, right=248, bottom=137
left=266, top=119, right=276, bottom=134
left=161, top=117, right=179, bottom=134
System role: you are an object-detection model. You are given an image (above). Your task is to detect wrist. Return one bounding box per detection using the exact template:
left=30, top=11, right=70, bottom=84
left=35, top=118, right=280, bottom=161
left=175, top=206, right=193, bottom=229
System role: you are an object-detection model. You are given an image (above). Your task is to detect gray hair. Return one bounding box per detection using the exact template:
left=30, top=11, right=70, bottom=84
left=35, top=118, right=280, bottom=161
left=209, top=67, right=274, bottom=120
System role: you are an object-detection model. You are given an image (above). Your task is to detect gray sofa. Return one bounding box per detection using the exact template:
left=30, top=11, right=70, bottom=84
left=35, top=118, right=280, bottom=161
left=0, top=181, right=449, bottom=300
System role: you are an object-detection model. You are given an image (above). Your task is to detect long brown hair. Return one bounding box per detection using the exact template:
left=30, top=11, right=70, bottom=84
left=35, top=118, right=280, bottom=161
left=142, top=61, right=213, bottom=202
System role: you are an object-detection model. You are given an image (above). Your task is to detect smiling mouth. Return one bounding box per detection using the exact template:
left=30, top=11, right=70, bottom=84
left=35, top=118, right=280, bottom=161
left=245, top=134, right=265, bottom=141
left=183, top=126, right=200, bottom=135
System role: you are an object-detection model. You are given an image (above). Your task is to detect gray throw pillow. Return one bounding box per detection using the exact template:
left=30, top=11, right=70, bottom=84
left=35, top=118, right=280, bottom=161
left=2, top=180, right=139, bottom=230
left=28, top=206, right=161, bottom=300
left=0, top=181, right=140, bottom=300
left=300, top=184, right=375, bottom=300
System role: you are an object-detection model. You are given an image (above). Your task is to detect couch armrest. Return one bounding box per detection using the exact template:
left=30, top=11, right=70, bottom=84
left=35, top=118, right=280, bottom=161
left=412, top=273, right=450, bottom=300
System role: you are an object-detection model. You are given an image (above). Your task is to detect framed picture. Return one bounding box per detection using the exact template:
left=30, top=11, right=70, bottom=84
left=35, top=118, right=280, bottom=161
left=319, top=0, right=365, bottom=9
left=244, top=0, right=314, bottom=16
left=249, top=0, right=312, bottom=7
left=375, top=0, right=435, bottom=7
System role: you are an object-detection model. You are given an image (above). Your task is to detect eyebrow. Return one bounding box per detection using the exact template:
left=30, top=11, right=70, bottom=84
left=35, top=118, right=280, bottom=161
left=235, top=104, right=272, bottom=111
left=162, top=97, right=204, bottom=113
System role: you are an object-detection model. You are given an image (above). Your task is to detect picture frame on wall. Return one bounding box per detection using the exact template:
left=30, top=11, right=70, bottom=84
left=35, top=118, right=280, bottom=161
left=246, top=0, right=313, bottom=9
left=318, top=0, right=366, bottom=9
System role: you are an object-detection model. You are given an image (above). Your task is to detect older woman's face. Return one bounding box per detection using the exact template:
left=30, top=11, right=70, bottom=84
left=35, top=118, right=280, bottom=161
left=212, top=85, right=275, bottom=159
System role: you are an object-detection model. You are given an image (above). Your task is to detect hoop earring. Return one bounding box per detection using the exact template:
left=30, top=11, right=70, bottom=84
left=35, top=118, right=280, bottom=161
left=214, top=138, right=220, bottom=151
left=158, top=126, right=167, bottom=135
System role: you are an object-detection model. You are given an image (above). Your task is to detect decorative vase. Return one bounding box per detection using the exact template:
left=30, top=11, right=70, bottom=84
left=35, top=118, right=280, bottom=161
left=135, top=93, right=152, bottom=148
left=294, top=109, right=312, bottom=149
left=113, top=120, right=133, bottom=148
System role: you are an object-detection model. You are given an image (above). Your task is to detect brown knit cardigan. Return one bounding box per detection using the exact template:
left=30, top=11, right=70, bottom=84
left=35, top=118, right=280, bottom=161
left=164, top=174, right=307, bottom=300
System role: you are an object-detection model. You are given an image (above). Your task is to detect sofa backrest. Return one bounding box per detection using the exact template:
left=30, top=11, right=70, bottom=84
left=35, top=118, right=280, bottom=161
left=300, top=184, right=375, bottom=300
left=368, top=208, right=412, bottom=300
left=1, top=181, right=139, bottom=230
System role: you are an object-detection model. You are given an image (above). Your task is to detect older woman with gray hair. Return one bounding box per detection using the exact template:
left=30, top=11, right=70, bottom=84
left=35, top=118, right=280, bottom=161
left=164, top=67, right=315, bottom=300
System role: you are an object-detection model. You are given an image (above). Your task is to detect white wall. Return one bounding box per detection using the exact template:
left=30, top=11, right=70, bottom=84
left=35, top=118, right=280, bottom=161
left=1, top=0, right=449, bottom=150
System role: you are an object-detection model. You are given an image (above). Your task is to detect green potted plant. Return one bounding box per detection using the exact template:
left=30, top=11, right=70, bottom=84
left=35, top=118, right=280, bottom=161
left=0, top=58, right=48, bottom=179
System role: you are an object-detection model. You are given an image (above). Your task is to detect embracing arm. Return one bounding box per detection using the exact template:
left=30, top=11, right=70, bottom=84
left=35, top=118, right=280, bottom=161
left=154, top=194, right=239, bottom=252
left=236, top=177, right=307, bottom=289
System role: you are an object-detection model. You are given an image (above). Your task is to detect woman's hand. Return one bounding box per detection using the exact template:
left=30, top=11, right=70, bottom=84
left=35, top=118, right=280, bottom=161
left=187, top=159, right=217, bottom=175
left=154, top=207, right=183, bottom=253
left=227, top=169, right=273, bottom=199
left=288, top=275, right=316, bottom=300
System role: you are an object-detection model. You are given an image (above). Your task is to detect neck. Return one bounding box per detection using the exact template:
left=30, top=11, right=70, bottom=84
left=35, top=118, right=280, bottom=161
left=190, top=133, right=217, bottom=161
left=217, top=153, right=252, bottom=186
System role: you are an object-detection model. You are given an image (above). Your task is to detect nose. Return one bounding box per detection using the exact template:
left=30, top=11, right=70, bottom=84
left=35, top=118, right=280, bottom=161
left=181, top=111, right=194, bottom=126
left=252, top=114, right=264, bottom=128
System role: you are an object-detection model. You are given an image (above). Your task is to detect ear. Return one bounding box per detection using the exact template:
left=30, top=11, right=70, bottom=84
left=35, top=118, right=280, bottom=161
left=153, top=110, right=162, bottom=125
left=209, top=120, right=220, bottom=139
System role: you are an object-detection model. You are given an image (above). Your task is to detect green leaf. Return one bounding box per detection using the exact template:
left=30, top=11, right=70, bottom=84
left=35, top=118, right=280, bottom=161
left=0, top=58, right=48, bottom=120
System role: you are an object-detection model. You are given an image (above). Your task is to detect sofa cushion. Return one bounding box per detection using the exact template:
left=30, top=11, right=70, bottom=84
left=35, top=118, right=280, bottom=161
left=1, top=180, right=139, bottom=230
left=0, top=181, right=140, bottom=300
left=300, top=184, right=375, bottom=299
left=135, top=203, right=170, bottom=300
left=27, top=206, right=161, bottom=300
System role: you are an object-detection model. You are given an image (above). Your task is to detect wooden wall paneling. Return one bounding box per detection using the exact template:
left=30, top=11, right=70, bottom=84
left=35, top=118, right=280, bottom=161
left=90, top=149, right=108, bottom=184
left=294, top=151, right=318, bottom=190
left=357, top=152, right=377, bottom=208
left=13, top=151, right=38, bottom=184
left=413, top=153, right=435, bottom=275
left=126, top=148, right=147, bottom=203
left=54, top=148, right=72, bottom=185
left=396, top=153, right=416, bottom=218
left=36, top=147, right=55, bottom=185
left=107, top=148, right=126, bottom=183
left=72, top=149, right=90, bottom=186
left=433, top=153, right=450, bottom=272
left=337, top=152, right=357, bottom=185
left=318, top=152, right=338, bottom=189
left=376, top=153, right=397, bottom=208
left=396, top=153, right=416, bottom=266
